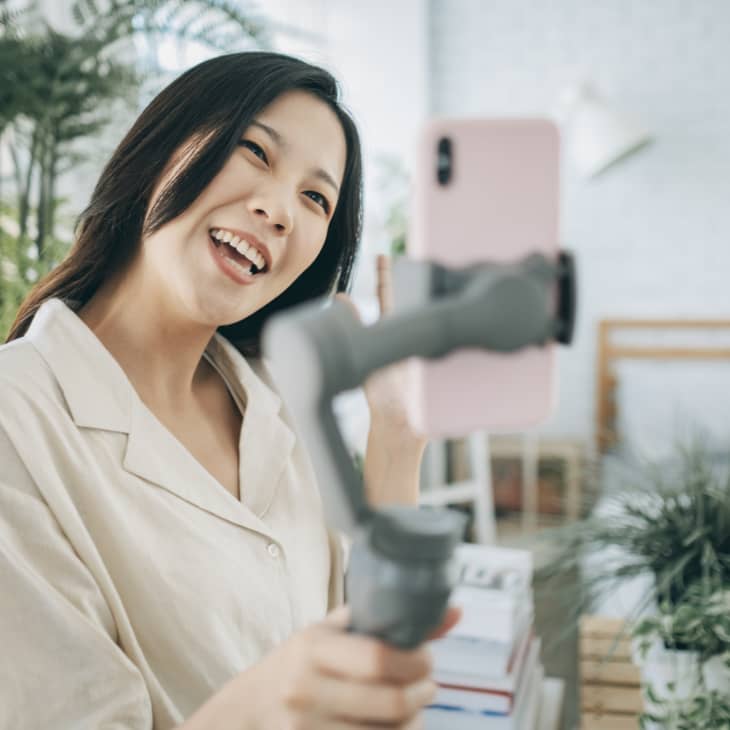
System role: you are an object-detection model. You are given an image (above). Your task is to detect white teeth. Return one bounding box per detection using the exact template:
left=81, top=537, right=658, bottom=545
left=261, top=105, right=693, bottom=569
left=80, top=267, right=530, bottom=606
left=235, top=241, right=265, bottom=269
left=227, top=257, right=254, bottom=277
left=215, top=242, right=254, bottom=276
left=211, top=229, right=267, bottom=271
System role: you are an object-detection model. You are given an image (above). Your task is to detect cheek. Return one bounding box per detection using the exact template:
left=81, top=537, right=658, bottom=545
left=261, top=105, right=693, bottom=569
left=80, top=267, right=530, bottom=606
left=142, top=230, right=175, bottom=265
left=140, top=223, right=197, bottom=274
left=285, top=223, right=329, bottom=273
left=274, top=230, right=327, bottom=294
left=303, top=236, right=327, bottom=268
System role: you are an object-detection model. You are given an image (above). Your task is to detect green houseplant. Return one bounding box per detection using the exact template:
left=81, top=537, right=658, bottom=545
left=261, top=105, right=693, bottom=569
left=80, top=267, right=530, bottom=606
left=633, top=581, right=730, bottom=666
left=0, top=0, right=268, bottom=339
left=540, top=441, right=730, bottom=618
left=633, top=579, right=730, bottom=728
left=539, top=439, right=730, bottom=725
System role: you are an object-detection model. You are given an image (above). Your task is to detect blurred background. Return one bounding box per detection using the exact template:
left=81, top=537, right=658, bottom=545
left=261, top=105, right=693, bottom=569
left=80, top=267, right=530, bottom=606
left=3, top=2, right=730, bottom=728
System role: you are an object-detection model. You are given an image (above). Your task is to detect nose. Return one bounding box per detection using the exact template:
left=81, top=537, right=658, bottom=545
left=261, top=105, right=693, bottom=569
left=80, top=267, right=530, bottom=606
left=247, top=185, right=293, bottom=236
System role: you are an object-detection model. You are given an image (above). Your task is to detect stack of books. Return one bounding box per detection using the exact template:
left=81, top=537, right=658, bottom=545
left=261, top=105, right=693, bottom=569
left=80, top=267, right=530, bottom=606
left=580, top=615, right=643, bottom=729
left=424, top=544, right=545, bottom=729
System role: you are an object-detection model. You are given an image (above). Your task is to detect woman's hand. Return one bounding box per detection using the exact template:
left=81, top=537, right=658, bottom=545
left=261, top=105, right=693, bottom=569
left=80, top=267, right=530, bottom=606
left=336, top=255, right=429, bottom=506
left=336, top=255, right=425, bottom=446
left=218, top=604, right=462, bottom=730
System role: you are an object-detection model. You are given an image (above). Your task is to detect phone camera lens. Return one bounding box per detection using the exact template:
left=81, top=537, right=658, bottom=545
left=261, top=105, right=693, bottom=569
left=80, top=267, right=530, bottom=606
left=436, top=137, right=452, bottom=185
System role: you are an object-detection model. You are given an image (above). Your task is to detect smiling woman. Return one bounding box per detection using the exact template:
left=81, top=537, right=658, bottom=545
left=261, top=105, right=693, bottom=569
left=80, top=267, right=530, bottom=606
left=6, top=54, right=361, bottom=356
left=0, top=52, right=452, bottom=730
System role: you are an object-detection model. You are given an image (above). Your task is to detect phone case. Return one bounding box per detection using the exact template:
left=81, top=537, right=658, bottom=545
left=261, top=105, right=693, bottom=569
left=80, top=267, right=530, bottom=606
left=407, top=118, right=560, bottom=437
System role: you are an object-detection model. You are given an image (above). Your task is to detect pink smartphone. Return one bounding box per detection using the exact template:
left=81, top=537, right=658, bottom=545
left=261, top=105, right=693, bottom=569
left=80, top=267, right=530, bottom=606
left=406, top=118, right=560, bottom=438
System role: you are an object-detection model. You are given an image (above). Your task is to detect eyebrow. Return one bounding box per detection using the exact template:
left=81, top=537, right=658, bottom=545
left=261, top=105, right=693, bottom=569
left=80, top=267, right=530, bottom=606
left=250, top=120, right=341, bottom=195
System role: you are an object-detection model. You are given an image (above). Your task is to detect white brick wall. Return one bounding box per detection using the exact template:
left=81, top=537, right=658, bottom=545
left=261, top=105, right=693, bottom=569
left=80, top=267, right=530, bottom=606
left=427, top=0, right=730, bottom=451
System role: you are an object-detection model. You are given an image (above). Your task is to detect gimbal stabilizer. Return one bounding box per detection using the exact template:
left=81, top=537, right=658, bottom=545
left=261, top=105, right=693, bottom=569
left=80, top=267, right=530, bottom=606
left=262, top=251, right=576, bottom=648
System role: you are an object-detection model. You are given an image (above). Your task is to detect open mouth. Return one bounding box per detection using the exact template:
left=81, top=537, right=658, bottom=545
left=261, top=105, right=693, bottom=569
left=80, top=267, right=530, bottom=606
left=209, top=230, right=267, bottom=276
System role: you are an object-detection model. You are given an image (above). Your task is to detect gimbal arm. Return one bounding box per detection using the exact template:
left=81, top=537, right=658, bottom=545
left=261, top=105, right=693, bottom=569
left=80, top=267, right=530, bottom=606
left=262, top=251, right=576, bottom=537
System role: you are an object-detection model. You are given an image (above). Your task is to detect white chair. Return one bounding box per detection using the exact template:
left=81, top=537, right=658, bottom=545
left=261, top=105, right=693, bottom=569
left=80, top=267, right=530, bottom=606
left=418, top=431, right=497, bottom=544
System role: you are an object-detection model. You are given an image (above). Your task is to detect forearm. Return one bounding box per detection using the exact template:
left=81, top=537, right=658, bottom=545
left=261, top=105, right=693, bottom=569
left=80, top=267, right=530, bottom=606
left=363, top=419, right=428, bottom=507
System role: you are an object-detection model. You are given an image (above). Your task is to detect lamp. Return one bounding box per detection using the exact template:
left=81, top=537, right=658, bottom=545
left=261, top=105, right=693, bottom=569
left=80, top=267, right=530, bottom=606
left=557, top=82, right=652, bottom=178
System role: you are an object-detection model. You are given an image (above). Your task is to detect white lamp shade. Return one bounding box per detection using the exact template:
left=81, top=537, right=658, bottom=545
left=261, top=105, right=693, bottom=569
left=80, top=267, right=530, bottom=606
left=560, top=83, right=652, bottom=178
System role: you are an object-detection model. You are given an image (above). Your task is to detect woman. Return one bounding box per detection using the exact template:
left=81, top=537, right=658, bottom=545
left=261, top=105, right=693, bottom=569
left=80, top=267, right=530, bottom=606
left=0, top=52, right=458, bottom=729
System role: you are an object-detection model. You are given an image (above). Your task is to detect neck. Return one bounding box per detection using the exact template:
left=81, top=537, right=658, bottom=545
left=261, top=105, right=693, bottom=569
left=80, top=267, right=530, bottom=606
left=78, top=267, right=217, bottom=416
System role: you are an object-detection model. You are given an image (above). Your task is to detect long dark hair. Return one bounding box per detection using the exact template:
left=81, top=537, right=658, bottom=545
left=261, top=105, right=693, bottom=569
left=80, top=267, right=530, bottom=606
left=6, top=52, right=363, bottom=355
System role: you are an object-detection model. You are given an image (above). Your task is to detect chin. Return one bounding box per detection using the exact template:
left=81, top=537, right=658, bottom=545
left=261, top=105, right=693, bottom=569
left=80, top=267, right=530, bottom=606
left=185, top=292, right=240, bottom=329
left=212, top=300, right=264, bottom=330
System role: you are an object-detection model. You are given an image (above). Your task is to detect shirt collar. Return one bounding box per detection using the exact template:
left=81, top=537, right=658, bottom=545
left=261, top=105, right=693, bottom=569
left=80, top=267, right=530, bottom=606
left=27, top=298, right=133, bottom=432
left=25, top=298, right=297, bottom=531
left=26, top=297, right=283, bottom=435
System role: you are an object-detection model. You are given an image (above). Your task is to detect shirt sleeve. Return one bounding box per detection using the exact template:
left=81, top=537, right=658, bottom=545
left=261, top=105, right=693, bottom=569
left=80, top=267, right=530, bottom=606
left=0, top=419, right=153, bottom=730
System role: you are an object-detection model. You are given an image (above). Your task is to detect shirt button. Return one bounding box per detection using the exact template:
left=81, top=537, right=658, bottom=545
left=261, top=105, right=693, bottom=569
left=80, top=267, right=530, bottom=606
left=267, top=543, right=280, bottom=558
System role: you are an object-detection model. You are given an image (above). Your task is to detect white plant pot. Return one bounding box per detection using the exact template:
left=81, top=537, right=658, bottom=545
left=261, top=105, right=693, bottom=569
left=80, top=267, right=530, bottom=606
left=638, top=643, right=730, bottom=728
left=637, top=643, right=699, bottom=730
left=639, top=641, right=702, bottom=701
left=702, top=653, right=730, bottom=693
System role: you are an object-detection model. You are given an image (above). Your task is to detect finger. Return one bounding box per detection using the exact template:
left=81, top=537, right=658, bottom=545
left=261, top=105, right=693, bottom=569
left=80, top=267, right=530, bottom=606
left=404, top=715, right=425, bottom=730
left=376, top=254, right=394, bottom=315
left=302, top=719, right=421, bottom=730
left=299, top=673, right=436, bottom=724
left=304, top=709, right=424, bottom=730
left=427, top=605, right=463, bottom=641
left=313, top=630, right=432, bottom=683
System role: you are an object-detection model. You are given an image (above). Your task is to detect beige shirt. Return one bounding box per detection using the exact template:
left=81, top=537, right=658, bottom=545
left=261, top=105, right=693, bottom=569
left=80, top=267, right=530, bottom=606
left=0, top=298, right=345, bottom=730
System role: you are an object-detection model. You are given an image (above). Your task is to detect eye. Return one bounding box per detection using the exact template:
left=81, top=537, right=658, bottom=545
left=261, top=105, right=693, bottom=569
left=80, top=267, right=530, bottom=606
left=238, top=139, right=268, bottom=164
left=304, top=190, right=331, bottom=214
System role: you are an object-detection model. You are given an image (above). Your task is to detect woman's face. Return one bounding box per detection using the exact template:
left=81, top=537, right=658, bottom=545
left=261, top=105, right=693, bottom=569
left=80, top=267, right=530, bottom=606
left=140, top=90, right=347, bottom=328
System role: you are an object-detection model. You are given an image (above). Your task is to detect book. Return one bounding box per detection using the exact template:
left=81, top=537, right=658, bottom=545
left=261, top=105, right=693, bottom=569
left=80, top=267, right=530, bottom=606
left=453, top=543, right=532, bottom=599
left=432, top=624, right=534, bottom=692
left=424, top=661, right=544, bottom=730
left=448, top=543, right=533, bottom=642
left=426, top=543, right=541, bottom=727
left=432, top=637, right=541, bottom=715
left=431, top=605, right=533, bottom=683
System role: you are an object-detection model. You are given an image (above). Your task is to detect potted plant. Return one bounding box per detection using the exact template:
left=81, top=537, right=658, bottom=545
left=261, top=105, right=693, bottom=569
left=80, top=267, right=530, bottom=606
left=538, top=439, right=730, bottom=720
left=632, top=579, right=730, bottom=717
left=539, top=441, right=730, bottom=614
